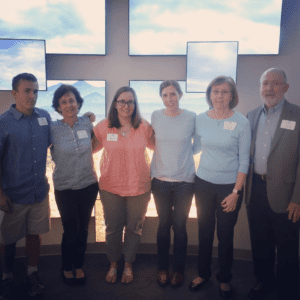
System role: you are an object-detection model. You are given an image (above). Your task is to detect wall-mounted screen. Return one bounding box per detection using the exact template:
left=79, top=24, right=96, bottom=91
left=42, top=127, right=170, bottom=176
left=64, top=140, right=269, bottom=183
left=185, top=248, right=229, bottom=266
left=130, top=80, right=208, bottom=122
left=37, top=80, right=105, bottom=123
left=129, top=0, right=282, bottom=55
left=186, top=41, right=238, bottom=93
left=1, top=0, right=105, bottom=55
left=0, top=39, right=46, bottom=91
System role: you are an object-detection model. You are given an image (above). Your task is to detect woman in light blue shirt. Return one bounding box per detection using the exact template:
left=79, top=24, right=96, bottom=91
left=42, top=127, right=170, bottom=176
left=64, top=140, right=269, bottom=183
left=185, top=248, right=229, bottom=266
left=189, top=76, right=251, bottom=299
left=50, top=85, right=99, bottom=286
left=151, top=80, right=196, bottom=288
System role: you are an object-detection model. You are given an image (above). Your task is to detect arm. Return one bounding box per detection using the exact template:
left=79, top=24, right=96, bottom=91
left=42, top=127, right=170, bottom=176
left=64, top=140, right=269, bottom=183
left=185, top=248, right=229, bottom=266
left=287, top=129, right=300, bottom=222
left=144, top=119, right=155, bottom=151
left=192, top=115, right=202, bottom=155
left=84, top=112, right=96, bottom=123
left=91, top=133, right=103, bottom=153
left=0, top=162, right=13, bottom=213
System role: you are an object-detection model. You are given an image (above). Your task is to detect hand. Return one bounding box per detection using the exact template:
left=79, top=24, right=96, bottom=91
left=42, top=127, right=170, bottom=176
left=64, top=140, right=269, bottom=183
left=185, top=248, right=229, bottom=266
left=287, top=202, right=300, bottom=223
left=221, top=193, right=239, bottom=213
left=84, top=111, right=96, bottom=123
left=0, top=192, right=13, bottom=214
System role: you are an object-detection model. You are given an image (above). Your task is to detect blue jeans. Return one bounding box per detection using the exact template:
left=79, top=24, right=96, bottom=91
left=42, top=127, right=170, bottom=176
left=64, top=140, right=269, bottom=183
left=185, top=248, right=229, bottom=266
left=151, top=178, right=194, bottom=274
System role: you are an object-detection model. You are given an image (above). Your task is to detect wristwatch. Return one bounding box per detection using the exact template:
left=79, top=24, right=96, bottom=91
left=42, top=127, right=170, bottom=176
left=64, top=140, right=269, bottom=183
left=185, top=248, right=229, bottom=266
left=233, top=189, right=242, bottom=195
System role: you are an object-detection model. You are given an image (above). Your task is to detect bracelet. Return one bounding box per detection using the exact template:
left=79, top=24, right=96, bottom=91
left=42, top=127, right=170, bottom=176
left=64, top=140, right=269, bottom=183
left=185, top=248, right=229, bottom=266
left=233, top=189, right=242, bottom=195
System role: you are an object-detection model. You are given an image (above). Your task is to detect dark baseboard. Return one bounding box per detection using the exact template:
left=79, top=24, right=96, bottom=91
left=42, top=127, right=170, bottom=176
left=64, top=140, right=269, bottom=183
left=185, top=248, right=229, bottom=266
left=16, top=242, right=253, bottom=261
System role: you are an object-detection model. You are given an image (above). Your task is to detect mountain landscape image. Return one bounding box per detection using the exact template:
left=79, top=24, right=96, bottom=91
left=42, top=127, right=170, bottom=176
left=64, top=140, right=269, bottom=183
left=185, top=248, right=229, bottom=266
left=37, top=80, right=106, bottom=123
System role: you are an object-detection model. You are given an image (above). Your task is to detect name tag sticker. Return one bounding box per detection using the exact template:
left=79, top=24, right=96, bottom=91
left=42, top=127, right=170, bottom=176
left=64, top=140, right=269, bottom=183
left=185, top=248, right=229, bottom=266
left=38, top=117, right=48, bottom=126
left=281, top=120, right=296, bottom=130
left=107, top=134, right=118, bottom=141
left=223, top=121, right=237, bottom=130
left=77, top=130, right=88, bottom=139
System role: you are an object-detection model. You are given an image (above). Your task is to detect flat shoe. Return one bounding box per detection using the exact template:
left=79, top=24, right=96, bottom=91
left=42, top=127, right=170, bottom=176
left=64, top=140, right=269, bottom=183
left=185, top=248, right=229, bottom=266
left=219, top=284, right=233, bottom=299
left=61, top=269, right=75, bottom=285
left=189, top=277, right=208, bottom=291
left=170, top=272, right=184, bottom=288
left=106, top=267, right=117, bottom=284
left=121, top=268, right=133, bottom=285
left=156, top=270, right=169, bottom=287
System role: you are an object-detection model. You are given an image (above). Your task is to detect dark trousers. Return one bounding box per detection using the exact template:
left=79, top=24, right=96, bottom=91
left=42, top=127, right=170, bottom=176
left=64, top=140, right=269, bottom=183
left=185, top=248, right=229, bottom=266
left=151, top=178, right=194, bottom=274
left=55, top=182, right=98, bottom=271
left=195, top=176, right=242, bottom=283
left=247, top=174, right=299, bottom=300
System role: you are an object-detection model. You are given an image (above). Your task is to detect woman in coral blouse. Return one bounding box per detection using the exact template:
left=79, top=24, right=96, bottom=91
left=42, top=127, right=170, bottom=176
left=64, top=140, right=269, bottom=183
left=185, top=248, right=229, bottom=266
left=93, top=86, right=155, bottom=285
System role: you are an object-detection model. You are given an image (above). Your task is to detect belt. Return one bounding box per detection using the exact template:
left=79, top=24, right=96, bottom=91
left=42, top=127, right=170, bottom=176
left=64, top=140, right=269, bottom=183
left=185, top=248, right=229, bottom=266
left=254, top=173, right=267, bottom=181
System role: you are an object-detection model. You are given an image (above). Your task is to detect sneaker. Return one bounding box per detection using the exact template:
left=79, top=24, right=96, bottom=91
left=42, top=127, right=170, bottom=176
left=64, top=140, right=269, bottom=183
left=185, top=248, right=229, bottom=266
left=0, top=278, right=14, bottom=300
left=26, top=272, right=44, bottom=297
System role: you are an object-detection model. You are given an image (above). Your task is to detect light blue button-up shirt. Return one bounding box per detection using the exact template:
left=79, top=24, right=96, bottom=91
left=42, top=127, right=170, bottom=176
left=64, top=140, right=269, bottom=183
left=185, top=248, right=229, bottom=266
left=254, top=99, right=285, bottom=174
left=0, top=105, right=51, bottom=204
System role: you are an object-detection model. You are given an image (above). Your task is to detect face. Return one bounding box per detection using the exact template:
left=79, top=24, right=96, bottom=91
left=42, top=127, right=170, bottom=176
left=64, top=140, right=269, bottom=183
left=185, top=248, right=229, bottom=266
left=12, top=79, right=39, bottom=114
left=161, top=85, right=182, bottom=110
left=260, top=71, right=289, bottom=109
left=115, top=91, right=135, bottom=119
left=210, top=82, right=232, bottom=110
left=57, top=92, right=79, bottom=118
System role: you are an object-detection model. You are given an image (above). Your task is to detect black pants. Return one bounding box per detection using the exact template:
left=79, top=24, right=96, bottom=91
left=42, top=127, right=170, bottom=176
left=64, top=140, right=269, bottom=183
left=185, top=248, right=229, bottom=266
left=55, top=182, right=99, bottom=271
left=195, top=176, right=242, bottom=283
left=152, top=178, right=194, bottom=274
left=247, top=174, right=299, bottom=300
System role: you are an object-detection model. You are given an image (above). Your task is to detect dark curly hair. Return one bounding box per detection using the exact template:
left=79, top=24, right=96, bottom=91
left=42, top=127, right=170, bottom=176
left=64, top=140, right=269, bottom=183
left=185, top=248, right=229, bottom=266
left=52, top=84, right=84, bottom=114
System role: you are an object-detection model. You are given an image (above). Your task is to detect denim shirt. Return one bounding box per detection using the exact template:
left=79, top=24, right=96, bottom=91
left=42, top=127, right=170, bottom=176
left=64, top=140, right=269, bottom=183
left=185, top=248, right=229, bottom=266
left=50, top=116, right=97, bottom=191
left=0, top=105, right=51, bottom=204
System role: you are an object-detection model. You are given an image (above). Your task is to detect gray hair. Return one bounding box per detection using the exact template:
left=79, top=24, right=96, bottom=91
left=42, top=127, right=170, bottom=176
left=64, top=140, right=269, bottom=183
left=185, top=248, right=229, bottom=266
left=260, top=68, right=287, bottom=84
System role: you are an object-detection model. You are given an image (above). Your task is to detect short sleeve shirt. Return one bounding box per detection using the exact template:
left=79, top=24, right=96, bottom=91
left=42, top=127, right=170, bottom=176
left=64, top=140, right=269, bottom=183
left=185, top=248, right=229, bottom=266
left=0, top=105, right=51, bottom=204
left=50, top=116, right=98, bottom=190
left=93, top=119, right=154, bottom=196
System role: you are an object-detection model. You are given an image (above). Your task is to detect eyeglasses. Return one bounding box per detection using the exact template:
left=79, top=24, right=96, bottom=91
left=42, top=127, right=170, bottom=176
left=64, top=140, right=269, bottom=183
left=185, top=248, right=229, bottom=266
left=116, top=100, right=135, bottom=107
left=261, top=81, right=286, bottom=88
left=211, top=90, right=231, bottom=96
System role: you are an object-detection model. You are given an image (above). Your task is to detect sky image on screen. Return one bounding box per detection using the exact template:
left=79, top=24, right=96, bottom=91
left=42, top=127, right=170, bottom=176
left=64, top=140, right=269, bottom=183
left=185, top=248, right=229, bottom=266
left=0, top=39, right=46, bottom=90
left=186, top=41, right=238, bottom=93
left=37, top=80, right=105, bottom=123
left=129, top=0, right=282, bottom=55
left=0, top=0, right=105, bottom=55
left=130, top=81, right=209, bottom=122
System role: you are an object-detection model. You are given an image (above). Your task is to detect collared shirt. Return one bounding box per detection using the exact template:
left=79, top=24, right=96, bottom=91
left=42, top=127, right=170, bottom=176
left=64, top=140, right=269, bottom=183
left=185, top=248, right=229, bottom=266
left=0, top=105, right=51, bottom=204
left=50, top=116, right=98, bottom=191
left=254, top=99, right=285, bottom=174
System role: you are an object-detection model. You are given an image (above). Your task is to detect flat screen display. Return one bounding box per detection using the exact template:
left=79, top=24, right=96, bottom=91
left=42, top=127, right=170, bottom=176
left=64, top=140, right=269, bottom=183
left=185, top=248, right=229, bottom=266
left=186, top=41, right=238, bottom=93
left=0, top=39, right=46, bottom=91
left=0, top=0, right=105, bottom=55
left=129, top=0, right=282, bottom=55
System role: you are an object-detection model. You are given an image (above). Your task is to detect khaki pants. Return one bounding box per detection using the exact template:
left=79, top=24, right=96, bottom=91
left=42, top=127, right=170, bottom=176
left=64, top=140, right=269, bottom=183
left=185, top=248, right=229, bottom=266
left=100, top=190, right=150, bottom=263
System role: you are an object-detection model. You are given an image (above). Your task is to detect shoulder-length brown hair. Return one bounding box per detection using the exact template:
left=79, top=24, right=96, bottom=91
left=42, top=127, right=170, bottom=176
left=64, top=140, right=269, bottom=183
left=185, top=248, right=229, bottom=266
left=206, top=76, right=239, bottom=109
left=108, top=86, right=142, bottom=129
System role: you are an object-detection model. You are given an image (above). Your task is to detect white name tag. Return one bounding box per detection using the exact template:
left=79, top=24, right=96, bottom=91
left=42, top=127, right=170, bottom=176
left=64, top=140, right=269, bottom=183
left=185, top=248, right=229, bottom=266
left=223, top=121, right=237, bottom=130
left=38, top=117, right=48, bottom=126
left=77, top=130, right=88, bottom=139
left=280, top=120, right=296, bottom=130
left=107, top=133, right=118, bottom=141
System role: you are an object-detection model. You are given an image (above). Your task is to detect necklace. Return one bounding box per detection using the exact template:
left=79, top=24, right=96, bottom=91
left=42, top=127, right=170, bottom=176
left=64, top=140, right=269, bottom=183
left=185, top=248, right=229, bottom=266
left=211, top=109, right=232, bottom=126
left=119, top=126, right=132, bottom=136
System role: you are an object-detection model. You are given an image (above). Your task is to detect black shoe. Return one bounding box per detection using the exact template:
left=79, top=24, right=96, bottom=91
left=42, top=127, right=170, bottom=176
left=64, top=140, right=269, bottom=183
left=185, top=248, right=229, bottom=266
left=61, top=269, right=75, bottom=285
left=0, top=278, right=14, bottom=300
left=75, top=270, right=86, bottom=286
left=170, top=272, right=184, bottom=288
left=219, top=284, right=234, bottom=299
left=248, top=282, right=274, bottom=300
left=188, top=277, right=208, bottom=291
left=26, top=272, right=44, bottom=297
